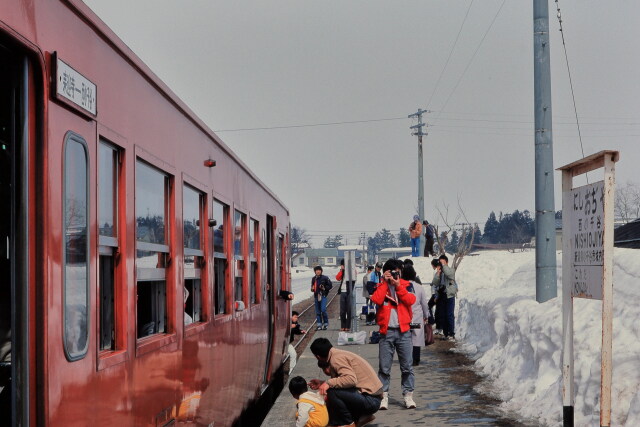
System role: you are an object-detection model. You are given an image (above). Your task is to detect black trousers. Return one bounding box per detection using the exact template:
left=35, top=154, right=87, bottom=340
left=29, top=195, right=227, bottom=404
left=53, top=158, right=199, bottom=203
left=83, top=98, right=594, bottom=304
left=326, top=388, right=381, bottom=425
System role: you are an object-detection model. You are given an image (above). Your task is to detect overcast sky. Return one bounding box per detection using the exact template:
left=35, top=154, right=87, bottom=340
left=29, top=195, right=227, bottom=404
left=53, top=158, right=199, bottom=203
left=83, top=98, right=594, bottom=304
left=83, top=0, right=640, bottom=247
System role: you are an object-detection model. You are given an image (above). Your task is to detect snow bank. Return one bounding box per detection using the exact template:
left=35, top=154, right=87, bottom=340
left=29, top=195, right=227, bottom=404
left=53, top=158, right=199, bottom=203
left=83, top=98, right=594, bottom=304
left=412, top=249, right=640, bottom=426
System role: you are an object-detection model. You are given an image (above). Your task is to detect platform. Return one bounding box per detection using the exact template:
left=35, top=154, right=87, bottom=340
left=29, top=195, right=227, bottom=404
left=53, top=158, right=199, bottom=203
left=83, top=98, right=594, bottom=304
left=261, top=322, right=522, bottom=427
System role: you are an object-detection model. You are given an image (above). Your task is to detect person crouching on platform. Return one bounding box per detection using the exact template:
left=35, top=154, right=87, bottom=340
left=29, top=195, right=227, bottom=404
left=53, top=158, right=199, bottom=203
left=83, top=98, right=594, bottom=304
left=370, top=258, right=417, bottom=409
left=309, top=338, right=382, bottom=427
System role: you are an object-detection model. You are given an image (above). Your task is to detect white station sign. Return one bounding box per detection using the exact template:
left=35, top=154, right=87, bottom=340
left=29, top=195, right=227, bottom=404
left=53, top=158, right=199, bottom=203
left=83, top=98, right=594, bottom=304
left=55, top=57, right=97, bottom=116
left=569, top=180, right=605, bottom=299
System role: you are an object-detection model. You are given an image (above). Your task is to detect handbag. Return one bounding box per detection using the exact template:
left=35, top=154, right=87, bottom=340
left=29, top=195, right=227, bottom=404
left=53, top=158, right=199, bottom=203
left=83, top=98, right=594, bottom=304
left=425, top=323, right=435, bottom=346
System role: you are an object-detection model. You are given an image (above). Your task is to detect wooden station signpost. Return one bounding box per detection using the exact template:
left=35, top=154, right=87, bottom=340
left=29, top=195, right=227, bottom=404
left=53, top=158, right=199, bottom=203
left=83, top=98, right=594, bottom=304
left=558, top=150, right=619, bottom=427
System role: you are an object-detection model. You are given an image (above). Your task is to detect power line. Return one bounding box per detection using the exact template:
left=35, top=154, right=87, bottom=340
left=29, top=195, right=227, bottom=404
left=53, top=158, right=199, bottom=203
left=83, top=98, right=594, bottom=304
left=425, top=0, right=475, bottom=110
left=555, top=0, right=587, bottom=182
left=213, top=116, right=406, bottom=132
left=434, top=0, right=507, bottom=122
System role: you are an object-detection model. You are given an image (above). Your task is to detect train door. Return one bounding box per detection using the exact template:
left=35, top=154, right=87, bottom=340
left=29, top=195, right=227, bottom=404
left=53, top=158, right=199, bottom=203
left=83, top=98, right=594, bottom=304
left=262, top=215, right=275, bottom=384
left=0, top=42, right=32, bottom=426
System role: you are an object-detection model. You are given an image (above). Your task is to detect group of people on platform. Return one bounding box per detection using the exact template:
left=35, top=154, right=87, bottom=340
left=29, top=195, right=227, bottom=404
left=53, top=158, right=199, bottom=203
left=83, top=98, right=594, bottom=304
left=292, top=227, right=459, bottom=427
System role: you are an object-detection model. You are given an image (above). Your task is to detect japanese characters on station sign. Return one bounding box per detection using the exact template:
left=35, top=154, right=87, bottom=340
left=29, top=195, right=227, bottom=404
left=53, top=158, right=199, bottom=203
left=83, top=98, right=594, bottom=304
left=55, top=57, right=96, bottom=116
left=570, top=180, right=605, bottom=299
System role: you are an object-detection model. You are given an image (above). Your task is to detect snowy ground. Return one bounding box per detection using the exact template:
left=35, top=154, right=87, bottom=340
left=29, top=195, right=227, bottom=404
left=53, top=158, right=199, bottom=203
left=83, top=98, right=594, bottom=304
left=409, top=249, right=640, bottom=426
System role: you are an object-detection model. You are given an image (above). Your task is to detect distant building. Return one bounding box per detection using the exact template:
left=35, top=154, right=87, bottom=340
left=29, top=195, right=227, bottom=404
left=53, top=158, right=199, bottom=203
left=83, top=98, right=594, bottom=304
left=305, top=248, right=339, bottom=267
left=614, top=218, right=640, bottom=249
left=337, top=245, right=365, bottom=265
left=291, top=252, right=307, bottom=268
left=376, top=246, right=412, bottom=263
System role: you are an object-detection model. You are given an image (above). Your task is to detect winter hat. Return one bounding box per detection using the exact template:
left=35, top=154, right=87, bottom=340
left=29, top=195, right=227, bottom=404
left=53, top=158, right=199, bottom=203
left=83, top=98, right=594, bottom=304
left=413, top=215, right=420, bottom=221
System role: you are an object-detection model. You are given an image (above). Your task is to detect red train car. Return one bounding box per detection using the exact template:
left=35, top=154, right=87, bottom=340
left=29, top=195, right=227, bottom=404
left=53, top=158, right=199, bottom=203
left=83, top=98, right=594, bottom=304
left=0, top=1, right=292, bottom=425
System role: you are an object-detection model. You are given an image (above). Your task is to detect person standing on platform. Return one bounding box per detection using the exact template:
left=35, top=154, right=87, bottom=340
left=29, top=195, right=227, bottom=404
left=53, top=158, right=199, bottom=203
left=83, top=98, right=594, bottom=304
left=409, top=215, right=423, bottom=257
left=438, top=255, right=458, bottom=340
left=402, top=265, right=429, bottom=366
left=370, top=259, right=417, bottom=410
left=309, top=338, right=382, bottom=427
left=336, top=259, right=357, bottom=332
left=365, top=262, right=383, bottom=325
left=429, top=259, right=444, bottom=336
left=311, top=266, right=333, bottom=330
left=423, top=220, right=436, bottom=257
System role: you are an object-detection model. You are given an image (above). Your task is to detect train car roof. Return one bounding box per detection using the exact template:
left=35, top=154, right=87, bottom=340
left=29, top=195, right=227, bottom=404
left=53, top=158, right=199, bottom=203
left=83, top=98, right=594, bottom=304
left=66, top=0, right=289, bottom=215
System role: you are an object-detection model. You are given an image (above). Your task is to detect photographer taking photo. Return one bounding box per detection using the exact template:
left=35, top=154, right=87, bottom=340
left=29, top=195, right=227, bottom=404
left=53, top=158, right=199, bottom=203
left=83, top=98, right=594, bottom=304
left=370, top=259, right=417, bottom=410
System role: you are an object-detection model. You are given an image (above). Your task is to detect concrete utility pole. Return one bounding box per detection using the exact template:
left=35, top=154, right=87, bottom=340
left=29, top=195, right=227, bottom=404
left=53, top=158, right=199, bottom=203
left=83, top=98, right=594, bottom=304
left=533, top=0, right=557, bottom=303
left=409, top=109, right=429, bottom=254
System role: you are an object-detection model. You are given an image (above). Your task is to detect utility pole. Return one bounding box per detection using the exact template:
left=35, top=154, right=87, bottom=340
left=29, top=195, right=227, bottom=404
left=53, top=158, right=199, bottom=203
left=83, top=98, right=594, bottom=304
left=533, top=0, right=557, bottom=304
left=409, top=109, right=429, bottom=255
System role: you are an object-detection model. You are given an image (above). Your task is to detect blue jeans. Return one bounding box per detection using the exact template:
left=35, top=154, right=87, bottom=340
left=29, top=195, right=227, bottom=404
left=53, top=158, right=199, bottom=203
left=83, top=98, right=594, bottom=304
left=444, top=297, right=456, bottom=337
left=378, top=328, right=414, bottom=394
left=326, top=388, right=381, bottom=425
left=314, top=295, right=328, bottom=326
left=410, top=237, right=420, bottom=257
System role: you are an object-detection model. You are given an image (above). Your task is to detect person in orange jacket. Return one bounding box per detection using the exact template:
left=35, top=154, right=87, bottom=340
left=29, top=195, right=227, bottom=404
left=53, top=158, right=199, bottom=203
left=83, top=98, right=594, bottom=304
left=409, top=215, right=422, bottom=257
left=369, top=259, right=417, bottom=410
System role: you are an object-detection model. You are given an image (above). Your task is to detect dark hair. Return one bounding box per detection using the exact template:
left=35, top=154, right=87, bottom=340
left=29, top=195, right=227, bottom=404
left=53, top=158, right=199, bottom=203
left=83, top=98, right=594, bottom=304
left=313, top=265, right=323, bottom=272
left=382, top=258, right=402, bottom=273
left=317, top=360, right=330, bottom=369
left=439, top=254, right=449, bottom=263
left=340, top=259, right=344, bottom=266
left=375, top=261, right=383, bottom=269
left=402, top=265, right=417, bottom=281
left=310, top=338, right=332, bottom=358
left=288, top=376, right=308, bottom=397
left=292, top=311, right=299, bottom=316
left=403, top=258, right=414, bottom=266
left=367, top=265, right=374, bottom=271
left=431, top=259, right=440, bottom=267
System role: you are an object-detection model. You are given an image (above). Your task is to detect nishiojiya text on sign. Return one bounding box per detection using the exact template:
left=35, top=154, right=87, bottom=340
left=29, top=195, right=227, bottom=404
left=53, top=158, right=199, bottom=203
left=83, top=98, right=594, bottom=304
left=570, top=180, right=605, bottom=299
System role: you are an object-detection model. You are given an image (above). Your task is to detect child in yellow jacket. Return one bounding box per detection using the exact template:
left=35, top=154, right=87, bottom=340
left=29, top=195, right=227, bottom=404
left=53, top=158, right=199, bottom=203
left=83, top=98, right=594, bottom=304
left=289, top=376, right=328, bottom=427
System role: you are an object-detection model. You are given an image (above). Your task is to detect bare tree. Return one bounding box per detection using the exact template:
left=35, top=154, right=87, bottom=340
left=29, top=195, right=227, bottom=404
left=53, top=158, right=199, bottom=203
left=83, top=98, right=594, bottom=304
left=615, top=181, right=640, bottom=224
left=435, top=198, right=478, bottom=270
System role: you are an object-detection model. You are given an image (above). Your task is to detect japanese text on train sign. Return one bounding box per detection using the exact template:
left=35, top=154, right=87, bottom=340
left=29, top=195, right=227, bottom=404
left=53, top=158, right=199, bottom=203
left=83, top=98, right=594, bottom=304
left=570, top=181, right=605, bottom=300
left=56, top=58, right=97, bottom=115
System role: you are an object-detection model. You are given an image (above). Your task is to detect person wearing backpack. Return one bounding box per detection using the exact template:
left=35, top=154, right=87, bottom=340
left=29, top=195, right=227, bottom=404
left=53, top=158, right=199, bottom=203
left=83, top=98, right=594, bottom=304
left=408, top=215, right=423, bottom=257
left=423, top=220, right=436, bottom=257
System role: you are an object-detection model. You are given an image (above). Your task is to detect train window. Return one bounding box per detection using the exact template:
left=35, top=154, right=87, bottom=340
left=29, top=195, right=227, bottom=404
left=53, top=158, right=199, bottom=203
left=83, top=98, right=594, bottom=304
left=261, top=228, right=267, bottom=301
left=63, top=133, right=89, bottom=361
left=233, top=210, right=246, bottom=304
left=98, top=141, right=120, bottom=352
left=213, top=200, right=227, bottom=315
left=184, top=185, right=204, bottom=324
left=277, top=235, right=284, bottom=290
left=249, top=219, right=258, bottom=304
left=136, top=161, right=170, bottom=338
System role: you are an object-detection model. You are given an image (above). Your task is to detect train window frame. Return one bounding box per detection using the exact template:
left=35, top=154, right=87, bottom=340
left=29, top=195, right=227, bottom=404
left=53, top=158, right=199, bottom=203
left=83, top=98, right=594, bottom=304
left=183, top=182, right=206, bottom=329
left=233, top=209, right=247, bottom=307
left=62, top=131, right=90, bottom=362
left=249, top=217, right=259, bottom=305
left=213, top=198, right=229, bottom=316
left=134, top=156, right=176, bottom=354
left=97, top=138, right=124, bottom=363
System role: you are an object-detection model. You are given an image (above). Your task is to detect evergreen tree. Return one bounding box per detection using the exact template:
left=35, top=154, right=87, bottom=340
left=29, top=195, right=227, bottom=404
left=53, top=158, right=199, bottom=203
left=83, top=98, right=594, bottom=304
left=483, top=211, right=499, bottom=243
left=446, top=231, right=459, bottom=253
left=323, top=234, right=343, bottom=248
left=397, top=227, right=411, bottom=247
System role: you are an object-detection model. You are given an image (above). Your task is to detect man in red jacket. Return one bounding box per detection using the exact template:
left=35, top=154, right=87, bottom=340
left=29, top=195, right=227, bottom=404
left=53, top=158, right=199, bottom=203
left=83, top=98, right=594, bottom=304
left=370, top=259, right=417, bottom=410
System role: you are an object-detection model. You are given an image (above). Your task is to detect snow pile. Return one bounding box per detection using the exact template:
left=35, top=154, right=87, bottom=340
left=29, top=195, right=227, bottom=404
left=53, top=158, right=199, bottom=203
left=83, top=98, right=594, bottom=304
left=411, top=249, right=640, bottom=426
left=291, top=266, right=340, bottom=302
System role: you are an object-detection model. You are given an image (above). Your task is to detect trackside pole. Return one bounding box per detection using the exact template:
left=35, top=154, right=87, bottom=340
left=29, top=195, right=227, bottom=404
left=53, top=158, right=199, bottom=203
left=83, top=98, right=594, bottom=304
left=561, top=171, right=574, bottom=426
left=345, top=251, right=358, bottom=332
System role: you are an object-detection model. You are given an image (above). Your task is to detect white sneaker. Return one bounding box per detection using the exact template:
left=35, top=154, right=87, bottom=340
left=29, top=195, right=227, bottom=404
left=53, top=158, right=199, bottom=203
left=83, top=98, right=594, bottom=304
left=379, top=392, right=388, bottom=410
left=434, top=329, right=443, bottom=335
left=404, top=392, right=416, bottom=409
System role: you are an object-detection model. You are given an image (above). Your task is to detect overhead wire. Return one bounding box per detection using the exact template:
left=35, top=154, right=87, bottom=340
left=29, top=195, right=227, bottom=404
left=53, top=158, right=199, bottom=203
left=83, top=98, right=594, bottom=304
left=433, top=0, right=507, bottom=123
left=555, top=0, right=588, bottom=182
left=425, top=0, right=475, bottom=110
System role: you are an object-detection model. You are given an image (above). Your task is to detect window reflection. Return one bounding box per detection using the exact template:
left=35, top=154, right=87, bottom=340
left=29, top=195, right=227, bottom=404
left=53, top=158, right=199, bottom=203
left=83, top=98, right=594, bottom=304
left=64, top=136, right=89, bottom=360
left=183, top=186, right=201, bottom=250
left=136, top=162, right=166, bottom=245
left=213, top=201, right=225, bottom=254
left=98, top=143, right=117, bottom=237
